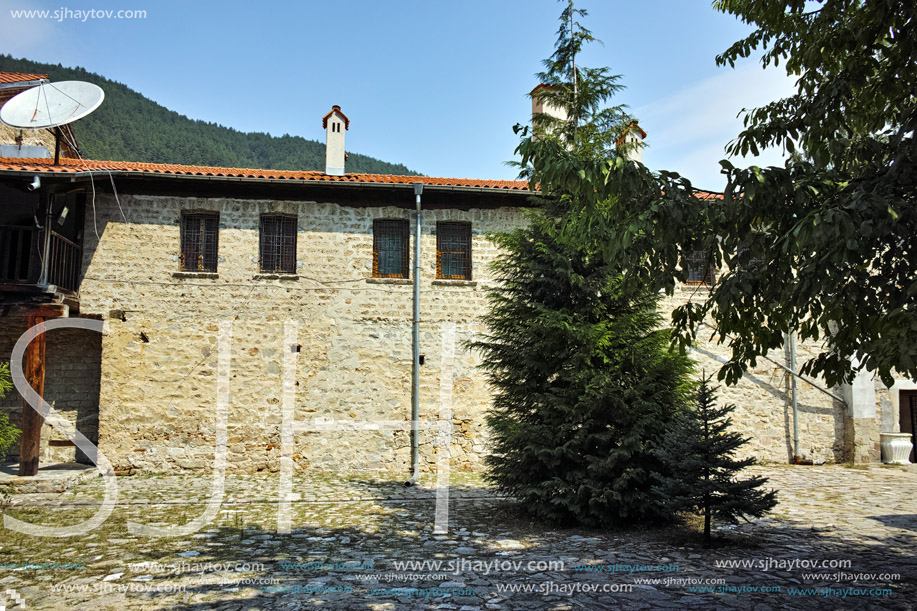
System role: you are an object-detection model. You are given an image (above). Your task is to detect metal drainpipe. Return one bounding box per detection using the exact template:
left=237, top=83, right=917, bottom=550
left=405, top=182, right=423, bottom=486
left=788, top=331, right=800, bottom=460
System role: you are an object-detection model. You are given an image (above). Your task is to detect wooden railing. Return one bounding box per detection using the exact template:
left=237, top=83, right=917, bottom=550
left=0, top=226, right=81, bottom=293
left=0, top=225, right=39, bottom=284
left=47, top=232, right=81, bottom=292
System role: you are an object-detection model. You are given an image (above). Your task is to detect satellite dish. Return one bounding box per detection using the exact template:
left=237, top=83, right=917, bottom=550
left=0, top=81, right=104, bottom=129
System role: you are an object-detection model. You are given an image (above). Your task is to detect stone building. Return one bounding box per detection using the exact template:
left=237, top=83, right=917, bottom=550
left=0, top=92, right=912, bottom=476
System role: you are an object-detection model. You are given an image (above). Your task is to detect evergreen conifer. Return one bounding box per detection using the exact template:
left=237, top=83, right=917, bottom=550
left=473, top=2, right=695, bottom=527
left=655, top=375, right=777, bottom=546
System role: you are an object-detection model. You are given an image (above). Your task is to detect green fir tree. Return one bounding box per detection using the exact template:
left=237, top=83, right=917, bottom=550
left=475, top=220, right=694, bottom=526
left=655, top=375, right=777, bottom=546
left=473, top=1, right=695, bottom=527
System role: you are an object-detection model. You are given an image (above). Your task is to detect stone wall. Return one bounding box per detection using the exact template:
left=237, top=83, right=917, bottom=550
left=74, top=194, right=526, bottom=474
left=0, top=190, right=861, bottom=473
left=660, top=290, right=848, bottom=464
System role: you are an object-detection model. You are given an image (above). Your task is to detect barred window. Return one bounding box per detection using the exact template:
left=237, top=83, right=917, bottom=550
left=180, top=212, right=219, bottom=272
left=260, top=214, right=297, bottom=274
left=436, top=222, right=472, bottom=280
left=683, top=249, right=715, bottom=285
left=373, top=219, right=410, bottom=278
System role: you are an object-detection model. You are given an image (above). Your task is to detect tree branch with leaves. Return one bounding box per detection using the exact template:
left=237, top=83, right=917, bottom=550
left=477, top=1, right=696, bottom=527
left=517, top=0, right=917, bottom=388
left=0, top=363, right=20, bottom=460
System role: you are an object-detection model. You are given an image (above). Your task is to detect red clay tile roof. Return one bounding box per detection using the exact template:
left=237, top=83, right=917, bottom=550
left=0, top=157, right=530, bottom=190
left=0, top=156, right=723, bottom=199
left=0, top=72, right=48, bottom=85
left=322, top=105, right=350, bottom=130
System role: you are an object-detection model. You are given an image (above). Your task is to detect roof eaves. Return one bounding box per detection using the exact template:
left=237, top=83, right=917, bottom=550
left=0, top=167, right=533, bottom=195
left=0, top=78, right=48, bottom=91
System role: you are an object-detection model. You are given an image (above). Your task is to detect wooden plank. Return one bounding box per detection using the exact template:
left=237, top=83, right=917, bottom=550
left=0, top=227, right=10, bottom=281
left=5, top=303, right=68, bottom=319
left=18, top=313, right=47, bottom=476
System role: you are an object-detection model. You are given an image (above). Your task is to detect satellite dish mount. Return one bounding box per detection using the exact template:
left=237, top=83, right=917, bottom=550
left=0, top=80, right=104, bottom=165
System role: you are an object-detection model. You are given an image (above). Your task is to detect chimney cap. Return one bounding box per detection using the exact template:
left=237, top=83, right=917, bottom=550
left=626, top=120, right=647, bottom=140
left=615, top=120, right=647, bottom=146
left=530, top=83, right=553, bottom=95
left=322, top=105, right=350, bottom=130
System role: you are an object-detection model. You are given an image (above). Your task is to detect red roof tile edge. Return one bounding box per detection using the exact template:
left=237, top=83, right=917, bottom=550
left=0, top=157, right=723, bottom=199
left=0, top=71, right=49, bottom=85
left=0, top=157, right=530, bottom=190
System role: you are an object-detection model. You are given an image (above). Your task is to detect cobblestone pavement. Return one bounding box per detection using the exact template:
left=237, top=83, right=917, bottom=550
left=0, top=464, right=914, bottom=610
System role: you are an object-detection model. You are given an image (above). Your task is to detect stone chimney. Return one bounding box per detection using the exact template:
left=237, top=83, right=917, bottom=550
left=620, top=120, right=647, bottom=163
left=531, top=84, right=568, bottom=122
left=322, top=105, right=349, bottom=175
left=530, top=84, right=567, bottom=139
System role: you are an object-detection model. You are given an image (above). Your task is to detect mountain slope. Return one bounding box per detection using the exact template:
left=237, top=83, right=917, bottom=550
left=0, top=56, right=419, bottom=175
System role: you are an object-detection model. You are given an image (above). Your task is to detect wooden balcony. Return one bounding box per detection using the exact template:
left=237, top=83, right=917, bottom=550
left=0, top=225, right=81, bottom=305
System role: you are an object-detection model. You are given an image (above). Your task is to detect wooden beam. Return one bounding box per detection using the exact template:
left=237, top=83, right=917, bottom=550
left=18, top=312, right=47, bottom=477
left=4, top=303, right=68, bottom=319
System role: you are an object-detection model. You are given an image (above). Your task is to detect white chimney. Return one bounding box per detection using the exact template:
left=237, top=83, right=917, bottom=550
left=530, top=84, right=569, bottom=144
left=323, top=105, right=349, bottom=175
left=621, top=120, right=646, bottom=164
left=530, top=84, right=568, bottom=130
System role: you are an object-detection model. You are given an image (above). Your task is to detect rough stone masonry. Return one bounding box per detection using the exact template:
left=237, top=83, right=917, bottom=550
left=0, top=190, right=888, bottom=474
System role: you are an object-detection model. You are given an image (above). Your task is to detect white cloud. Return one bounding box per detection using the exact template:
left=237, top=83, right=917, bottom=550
left=637, top=61, right=797, bottom=190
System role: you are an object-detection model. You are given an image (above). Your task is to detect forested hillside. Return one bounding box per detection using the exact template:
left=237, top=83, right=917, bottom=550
left=0, top=56, right=419, bottom=175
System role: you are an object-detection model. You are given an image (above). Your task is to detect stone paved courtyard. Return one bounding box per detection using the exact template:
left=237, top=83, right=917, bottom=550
left=0, top=464, right=914, bottom=610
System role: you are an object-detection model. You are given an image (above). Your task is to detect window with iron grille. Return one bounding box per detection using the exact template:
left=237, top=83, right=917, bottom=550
left=180, top=212, right=219, bottom=272
left=683, top=249, right=715, bottom=285
left=260, top=214, right=297, bottom=274
left=436, top=222, right=472, bottom=280
left=373, top=219, right=410, bottom=278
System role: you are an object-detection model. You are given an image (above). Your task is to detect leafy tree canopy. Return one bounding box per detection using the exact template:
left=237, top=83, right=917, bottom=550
left=0, top=362, right=11, bottom=398
left=0, top=363, right=19, bottom=460
left=517, top=0, right=917, bottom=388
left=705, top=0, right=917, bottom=387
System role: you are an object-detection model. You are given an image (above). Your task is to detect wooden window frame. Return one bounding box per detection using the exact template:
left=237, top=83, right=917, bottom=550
left=180, top=212, right=219, bottom=273
left=372, top=219, right=410, bottom=279
left=683, top=248, right=716, bottom=285
left=436, top=221, right=472, bottom=280
left=259, top=214, right=298, bottom=274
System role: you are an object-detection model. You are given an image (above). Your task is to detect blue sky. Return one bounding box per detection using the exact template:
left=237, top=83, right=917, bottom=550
left=1, top=0, right=795, bottom=189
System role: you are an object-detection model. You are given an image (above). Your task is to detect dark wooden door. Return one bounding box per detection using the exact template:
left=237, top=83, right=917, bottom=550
left=901, top=391, right=917, bottom=463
